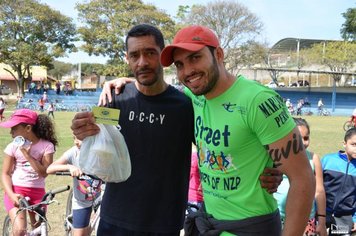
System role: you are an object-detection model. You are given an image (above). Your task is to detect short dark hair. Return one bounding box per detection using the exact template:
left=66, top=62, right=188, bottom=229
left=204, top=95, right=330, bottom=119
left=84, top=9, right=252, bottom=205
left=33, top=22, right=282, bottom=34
left=125, top=24, right=165, bottom=51
left=344, top=127, right=356, bottom=142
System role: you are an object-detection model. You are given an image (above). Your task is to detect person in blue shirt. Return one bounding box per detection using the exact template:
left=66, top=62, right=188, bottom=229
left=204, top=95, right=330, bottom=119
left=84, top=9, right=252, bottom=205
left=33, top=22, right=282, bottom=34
left=321, top=127, right=356, bottom=235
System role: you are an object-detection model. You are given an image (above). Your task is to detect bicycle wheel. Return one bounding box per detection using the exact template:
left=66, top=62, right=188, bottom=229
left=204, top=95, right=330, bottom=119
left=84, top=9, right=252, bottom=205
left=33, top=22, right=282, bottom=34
left=343, top=121, right=354, bottom=131
left=62, top=104, right=70, bottom=112
left=69, top=105, right=78, bottom=112
left=323, top=110, right=331, bottom=116
left=304, top=110, right=313, bottom=116
left=80, top=104, right=91, bottom=112
left=64, top=189, right=73, bottom=236
left=90, top=205, right=101, bottom=235
left=2, top=215, right=12, bottom=236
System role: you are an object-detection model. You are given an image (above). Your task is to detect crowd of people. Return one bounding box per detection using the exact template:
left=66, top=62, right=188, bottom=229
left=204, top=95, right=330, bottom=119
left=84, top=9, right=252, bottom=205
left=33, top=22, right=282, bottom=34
left=27, top=80, right=74, bottom=97
left=0, top=23, right=355, bottom=236
left=27, top=81, right=50, bottom=95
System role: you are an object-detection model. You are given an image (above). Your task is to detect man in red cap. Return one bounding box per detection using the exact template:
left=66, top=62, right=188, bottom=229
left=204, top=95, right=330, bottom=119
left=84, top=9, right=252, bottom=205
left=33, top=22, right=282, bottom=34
left=159, top=25, right=315, bottom=236
left=72, top=24, right=285, bottom=236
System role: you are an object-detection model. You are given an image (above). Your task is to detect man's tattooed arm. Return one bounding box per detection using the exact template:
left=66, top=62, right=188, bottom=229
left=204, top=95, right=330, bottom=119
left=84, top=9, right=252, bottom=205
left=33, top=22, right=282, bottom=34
left=265, top=131, right=305, bottom=168
left=265, top=127, right=315, bottom=236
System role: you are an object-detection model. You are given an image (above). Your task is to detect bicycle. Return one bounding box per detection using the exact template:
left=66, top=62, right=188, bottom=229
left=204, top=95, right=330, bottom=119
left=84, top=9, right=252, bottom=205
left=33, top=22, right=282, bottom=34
left=318, top=107, right=331, bottom=116
left=54, top=100, right=70, bottom=111
left=55, top=172, right=104, bottom=236
left=303, top=108, right=313, bottom=116
left=343, top=120, right=355, bottom=131
left=2, top=185, right=70, bottom=236
left=69, top=102, right=93, bottom=112
left=16, top=100, right=37, bottom=110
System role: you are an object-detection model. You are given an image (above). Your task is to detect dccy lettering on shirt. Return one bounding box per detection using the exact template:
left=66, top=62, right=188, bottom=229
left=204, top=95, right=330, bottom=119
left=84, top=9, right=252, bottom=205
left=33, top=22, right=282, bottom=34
left=128, top=111, right=165, bottom=124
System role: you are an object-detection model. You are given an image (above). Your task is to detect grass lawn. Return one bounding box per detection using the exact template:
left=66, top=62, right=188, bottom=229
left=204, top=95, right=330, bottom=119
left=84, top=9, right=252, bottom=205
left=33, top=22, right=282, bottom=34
left=0, top=105, right=350, bottom=234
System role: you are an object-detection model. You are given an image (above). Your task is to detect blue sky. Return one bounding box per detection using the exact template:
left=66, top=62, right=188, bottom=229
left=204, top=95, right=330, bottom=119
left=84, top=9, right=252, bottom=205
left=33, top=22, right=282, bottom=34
left=41, top=0, right=354, bottom=64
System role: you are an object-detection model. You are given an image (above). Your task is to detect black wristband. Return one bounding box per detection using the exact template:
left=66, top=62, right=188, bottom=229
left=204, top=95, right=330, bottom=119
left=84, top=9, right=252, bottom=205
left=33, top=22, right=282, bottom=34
left=317, top=214, right=326, bottom=217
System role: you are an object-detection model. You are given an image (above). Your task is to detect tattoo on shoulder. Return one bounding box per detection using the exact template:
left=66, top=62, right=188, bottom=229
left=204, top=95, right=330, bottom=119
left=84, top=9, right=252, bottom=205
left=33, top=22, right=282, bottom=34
left=265, top=132, right=304, bottom=167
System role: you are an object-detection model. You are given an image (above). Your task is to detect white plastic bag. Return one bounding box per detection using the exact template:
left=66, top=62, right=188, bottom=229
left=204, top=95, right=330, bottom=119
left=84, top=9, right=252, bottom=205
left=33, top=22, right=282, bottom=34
left=79, top=124, right=131, bottom=183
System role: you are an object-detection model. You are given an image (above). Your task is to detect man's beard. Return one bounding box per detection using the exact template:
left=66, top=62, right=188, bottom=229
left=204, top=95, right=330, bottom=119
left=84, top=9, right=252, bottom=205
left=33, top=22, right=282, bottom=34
left=135, top=65, right=163, bottom=87
left=191, top=57, right=219, bottom=96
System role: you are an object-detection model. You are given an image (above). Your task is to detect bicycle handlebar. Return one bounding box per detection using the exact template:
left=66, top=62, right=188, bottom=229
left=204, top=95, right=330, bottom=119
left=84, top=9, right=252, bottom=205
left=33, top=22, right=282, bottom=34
left=55, top=171, right=102, bottom=180
left=41, top=185, right=70, bottom=202
left=50, top=185, right=70, bottom=195
left=17, top=185, right=70, bottom=213
left=19, top=197, right=31, bottom=208
left=55, top=171, right=71, bottom=176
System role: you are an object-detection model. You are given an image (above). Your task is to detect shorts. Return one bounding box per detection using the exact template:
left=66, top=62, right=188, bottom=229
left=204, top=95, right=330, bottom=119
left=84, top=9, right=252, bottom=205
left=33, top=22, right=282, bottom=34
left=97, top=218, right=180, bottom=236
left=4, top=186, right=45, bottom=212
left=72, top=206, right=92, bottom=228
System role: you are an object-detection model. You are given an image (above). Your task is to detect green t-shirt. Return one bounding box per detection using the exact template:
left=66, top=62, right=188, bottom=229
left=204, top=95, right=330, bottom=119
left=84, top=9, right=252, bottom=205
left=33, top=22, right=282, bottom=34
left=185, top=75, right=295, bottom=222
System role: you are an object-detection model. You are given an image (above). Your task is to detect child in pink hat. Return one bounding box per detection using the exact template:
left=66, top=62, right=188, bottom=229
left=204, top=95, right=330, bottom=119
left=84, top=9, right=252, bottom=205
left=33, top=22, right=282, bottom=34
left=1, top=109, right=58, bottom=235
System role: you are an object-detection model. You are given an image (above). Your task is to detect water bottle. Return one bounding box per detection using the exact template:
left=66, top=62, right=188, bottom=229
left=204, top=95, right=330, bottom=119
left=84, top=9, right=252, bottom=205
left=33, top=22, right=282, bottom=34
left=13, top=136, right=32, bottom=148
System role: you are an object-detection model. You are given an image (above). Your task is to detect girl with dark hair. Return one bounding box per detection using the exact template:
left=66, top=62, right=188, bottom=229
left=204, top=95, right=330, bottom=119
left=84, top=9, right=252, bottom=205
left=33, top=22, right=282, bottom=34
left=0, top=109, right=58, bottom=236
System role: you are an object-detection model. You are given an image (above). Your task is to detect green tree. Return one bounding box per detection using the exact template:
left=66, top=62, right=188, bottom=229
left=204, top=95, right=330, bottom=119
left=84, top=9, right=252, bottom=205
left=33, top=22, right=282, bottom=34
left=289, top=49, right=310, bottom=70
left=180, top=0, right=263, bottom=72
left=174, top=5, right=195, bottom=30
left=48, top=61, right=73, bottom=81
left=80, top=63, right=106, bottom=77
left=103, top=59, right=131, bottom=77
left=0, top=0, right=78, bottom=95
left=341, top=7, right=356, bottom=41
left=76, top=0, right=176, bottom=76
left=307, top=41, right=356, bottom=85
left=238, top=41, right=268, bottom=68
left=175, top=5, right=190, bottom=22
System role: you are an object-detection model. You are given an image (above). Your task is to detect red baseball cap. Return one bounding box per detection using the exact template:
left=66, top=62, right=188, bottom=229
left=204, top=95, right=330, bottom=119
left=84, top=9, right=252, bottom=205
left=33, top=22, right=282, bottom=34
left=0, top=109, right=38, bottom=128
left=160, top=25, right=219, bottom=67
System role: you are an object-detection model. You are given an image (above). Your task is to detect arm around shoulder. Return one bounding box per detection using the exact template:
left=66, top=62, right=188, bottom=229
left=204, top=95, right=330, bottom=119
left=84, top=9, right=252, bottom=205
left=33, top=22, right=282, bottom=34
left=99, top=77, right=135, bottom=106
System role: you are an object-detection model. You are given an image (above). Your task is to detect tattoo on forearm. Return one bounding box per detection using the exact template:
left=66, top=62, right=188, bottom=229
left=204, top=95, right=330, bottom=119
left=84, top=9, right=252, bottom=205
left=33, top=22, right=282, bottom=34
left=265, top=133, right=304, bottom=167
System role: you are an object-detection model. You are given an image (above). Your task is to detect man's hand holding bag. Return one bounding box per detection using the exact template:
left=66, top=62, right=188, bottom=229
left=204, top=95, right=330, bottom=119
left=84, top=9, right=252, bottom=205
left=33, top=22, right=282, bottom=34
left=79, top=123, right=131, bottom=183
